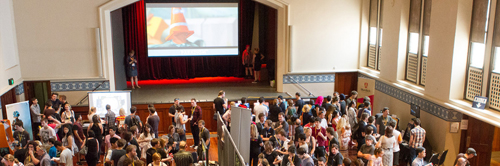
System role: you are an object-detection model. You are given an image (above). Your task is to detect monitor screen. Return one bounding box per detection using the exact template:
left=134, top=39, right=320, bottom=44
left=88, top=91, right=131, bottom=117
left=410, top=103, right=420, bottom=118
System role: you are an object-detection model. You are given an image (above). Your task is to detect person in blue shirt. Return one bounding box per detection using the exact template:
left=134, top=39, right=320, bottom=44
left=48, top=138, right=58, bottom=165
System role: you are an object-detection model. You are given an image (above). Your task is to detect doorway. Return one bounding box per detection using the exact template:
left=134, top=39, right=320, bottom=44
left=23, top=81, right=51, bottom=112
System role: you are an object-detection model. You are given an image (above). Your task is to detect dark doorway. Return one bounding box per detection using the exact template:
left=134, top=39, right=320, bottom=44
left=23, top=81, right=51, bottom=112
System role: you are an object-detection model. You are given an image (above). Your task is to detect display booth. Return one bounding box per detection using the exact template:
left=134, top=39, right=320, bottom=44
left=0, top=120, right=15, bottom=156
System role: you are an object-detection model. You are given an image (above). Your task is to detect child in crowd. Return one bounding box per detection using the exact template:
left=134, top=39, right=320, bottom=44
left=369, top=148, right=384, bottom=166
left=341, top=124, right=352, bottom=151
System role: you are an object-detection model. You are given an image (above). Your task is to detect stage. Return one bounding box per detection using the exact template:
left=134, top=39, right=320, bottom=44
left=127, top=77, right=287, bottom=104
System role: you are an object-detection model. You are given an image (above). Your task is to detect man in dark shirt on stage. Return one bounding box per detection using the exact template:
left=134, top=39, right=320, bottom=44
left=213, top=91, right=227, bottom=118
left=169, top=98, right=184, bottom=126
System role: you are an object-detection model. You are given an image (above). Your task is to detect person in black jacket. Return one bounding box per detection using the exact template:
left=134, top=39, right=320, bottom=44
left=269, top=99, right=281, bottom=122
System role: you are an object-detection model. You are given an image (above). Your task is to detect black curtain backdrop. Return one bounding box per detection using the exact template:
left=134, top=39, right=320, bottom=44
left=122, top=0, right=255, bottom=80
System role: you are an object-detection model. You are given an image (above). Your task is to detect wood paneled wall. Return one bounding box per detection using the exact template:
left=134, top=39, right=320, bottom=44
left=335, top=72, right=358, bottom=96
left=492, top=127, right=500, bottom=151
left=1, top=88, right=17, bottom=119
left=72, top=99, right=292, bottom=135
left=73, top=102, right=217, bottom=134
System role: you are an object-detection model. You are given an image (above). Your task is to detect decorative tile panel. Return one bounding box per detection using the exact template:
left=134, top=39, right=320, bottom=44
left=489, top=73, right=500, bottom=110
left=15, top=83, right=24, bottom=95
left=283, top=74, right=335, bottom=84
left=51, top=81, right=110, bottom=92
left=466, top=67, right=483, bottom=101
left=359, top=73, right=463, bottom=122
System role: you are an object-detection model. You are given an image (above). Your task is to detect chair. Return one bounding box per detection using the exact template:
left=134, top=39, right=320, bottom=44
left=391, top=116, right=400, bottom=130
left=428, top=153, right=440, bottom=165
left=437, top=150, right=448, bottom=165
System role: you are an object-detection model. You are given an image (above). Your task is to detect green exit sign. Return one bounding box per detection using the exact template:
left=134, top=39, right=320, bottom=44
left=8, top=78, right=14, bottom=85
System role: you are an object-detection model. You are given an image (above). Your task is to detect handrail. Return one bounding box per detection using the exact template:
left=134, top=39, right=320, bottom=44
left=286, top=75, right=315, bottom=97
left=217, top=112, right=247, bottom=166
left=76, top=81, right=106, bottom=105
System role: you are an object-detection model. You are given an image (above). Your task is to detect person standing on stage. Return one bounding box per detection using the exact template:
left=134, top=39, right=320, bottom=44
left=190, top=98, right=202, bottom=149
left=252, top=48, right=264, bottom=83
left=169, top=98, right=184, bottom=126
left=127, top=50, right=140, bottom=89
left=242, top=45, right=253, bottom=78
left=213, top=90, right=227, bottom=119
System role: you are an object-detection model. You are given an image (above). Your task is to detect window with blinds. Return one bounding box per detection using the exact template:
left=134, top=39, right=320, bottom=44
left=466, top=0, right=491, bottom=101
left=489, top=0, right=500, bottom=110
left=367, top=0, right=383, bottom=70
left=405, top=0, right=431, bottom=86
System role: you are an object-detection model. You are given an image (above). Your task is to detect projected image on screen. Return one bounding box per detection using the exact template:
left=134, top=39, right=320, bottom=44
left=146, top=3, right=238, bottom=57
left=88, top=92, right=131, bottom=118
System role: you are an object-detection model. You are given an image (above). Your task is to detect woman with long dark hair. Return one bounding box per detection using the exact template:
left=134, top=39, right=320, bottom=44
left=62, top=124, right=78, bottom=155
left=252, top=48, right=264, bottom=83
left=84, top=130, right=99, bottom=166
left=138, top=124, right=153, bottom=159
left=88, top=115, right=103, bottom=154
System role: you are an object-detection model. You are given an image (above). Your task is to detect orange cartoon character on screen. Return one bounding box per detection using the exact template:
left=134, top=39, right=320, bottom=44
left=162, top=7, right=199, bottom=47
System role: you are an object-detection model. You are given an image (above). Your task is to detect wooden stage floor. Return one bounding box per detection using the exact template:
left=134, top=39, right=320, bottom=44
left=127, top=77, right=286, bottom=104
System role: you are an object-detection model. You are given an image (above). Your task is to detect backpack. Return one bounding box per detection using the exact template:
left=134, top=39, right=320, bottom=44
left=351, top=122, right=361, bottom=140
left=130, top=115, right=142, bottom=132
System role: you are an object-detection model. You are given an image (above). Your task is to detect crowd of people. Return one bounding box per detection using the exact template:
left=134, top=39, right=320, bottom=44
left=6, top=93, right=210, bottom=166
left=245, top=91, right=476, bottom=166
left=2, top=90, right=477, bottom=166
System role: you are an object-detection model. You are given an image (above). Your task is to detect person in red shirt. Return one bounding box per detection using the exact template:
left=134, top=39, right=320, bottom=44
left=312, top=117, right=327, bottom=158
left=242, top=45, right=253, bottom=78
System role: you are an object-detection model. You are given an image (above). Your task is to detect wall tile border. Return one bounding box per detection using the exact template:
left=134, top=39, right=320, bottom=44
left=51, top=81, right=110, bottom=92
left=359, top=73, right=463, bottom=122
left=283, top=74, right=335, bottom=84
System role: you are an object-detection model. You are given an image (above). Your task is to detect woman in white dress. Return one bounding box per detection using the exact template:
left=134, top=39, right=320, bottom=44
left=138, top=124, right=154, bottom=159
left=375, top=126, right=397, bottom=166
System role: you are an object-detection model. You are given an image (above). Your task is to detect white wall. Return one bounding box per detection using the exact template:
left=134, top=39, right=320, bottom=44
left=13, top=0, right=109, bottom=81
left=0, top=0, right=22, bottom=95
left=287, top=0, right=361, bottom=73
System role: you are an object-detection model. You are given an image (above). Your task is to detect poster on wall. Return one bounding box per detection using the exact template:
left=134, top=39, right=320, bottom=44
left=357, top=77, right=375, bottom=109
left=5, top=101, right=33, bottom=140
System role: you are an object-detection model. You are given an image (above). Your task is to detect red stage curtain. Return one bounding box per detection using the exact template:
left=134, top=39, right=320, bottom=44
left=122, top=0, right=254, bottom=80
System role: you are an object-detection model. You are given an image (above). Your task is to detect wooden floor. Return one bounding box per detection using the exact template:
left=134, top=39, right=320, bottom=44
left=72, top=133, right=219, bottom=166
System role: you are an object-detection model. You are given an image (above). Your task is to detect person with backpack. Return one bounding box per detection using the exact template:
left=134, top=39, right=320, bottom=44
left=354, top=113, right=369, bottom=151
left=125, top=106, right=142, bottom=130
